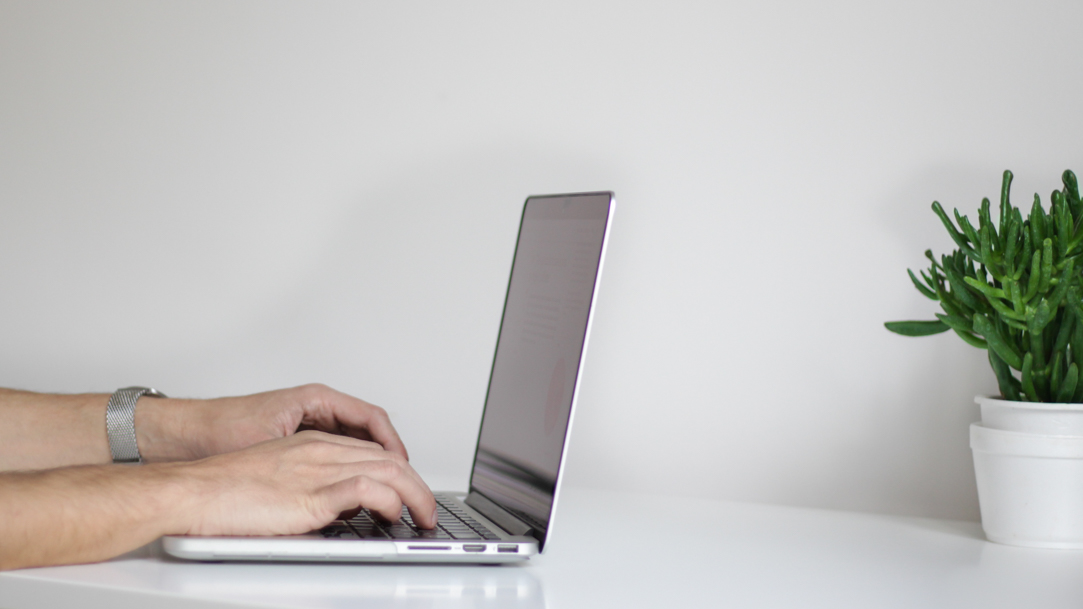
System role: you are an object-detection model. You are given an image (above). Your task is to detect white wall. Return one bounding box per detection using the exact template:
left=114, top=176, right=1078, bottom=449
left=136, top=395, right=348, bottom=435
left=2, top=0, right=1081, bottom=521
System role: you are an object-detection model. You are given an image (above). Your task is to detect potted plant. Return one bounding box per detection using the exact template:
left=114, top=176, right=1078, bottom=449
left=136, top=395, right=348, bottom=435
left=887, top=169, right=1083, bottom=548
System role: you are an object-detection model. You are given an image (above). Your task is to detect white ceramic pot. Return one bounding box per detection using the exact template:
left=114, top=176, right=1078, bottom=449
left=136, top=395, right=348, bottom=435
left=971, top=396, right=1083, bottom=548
left=977, top=396, right=1083, bottom=435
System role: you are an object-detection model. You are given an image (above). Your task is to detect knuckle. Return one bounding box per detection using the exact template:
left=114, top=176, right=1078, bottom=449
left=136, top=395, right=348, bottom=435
left=352, top=475, right=371, bottom=493
left=305, top=439, right=329, bottom=453
left=375, top=459, right=403, bottom=479
left=298, top=438, right=336, bottom=459
left=297, top=383, right=331, bottom=400
left=351, top=476, right=400, bottom=511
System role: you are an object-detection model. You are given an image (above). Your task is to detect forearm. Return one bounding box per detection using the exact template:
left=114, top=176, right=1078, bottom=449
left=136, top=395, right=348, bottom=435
left=0, top=430, right=437, bottom=570
left=0, top=388, right=209, bottom=471
left=0, top=463, right=195, bottom=570
left=0, top=384, right=407, bottom=472
left=0, top=389, right=112, bottom=471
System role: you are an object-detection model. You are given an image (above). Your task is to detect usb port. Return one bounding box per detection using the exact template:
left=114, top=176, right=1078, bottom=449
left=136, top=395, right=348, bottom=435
left=497, top=545, right=519, bottom=553
left=462, top=544, right=486, bottom=552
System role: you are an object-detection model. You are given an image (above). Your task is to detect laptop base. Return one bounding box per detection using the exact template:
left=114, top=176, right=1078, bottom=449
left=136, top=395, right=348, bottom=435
left=162, top=492, right=538, bottom=564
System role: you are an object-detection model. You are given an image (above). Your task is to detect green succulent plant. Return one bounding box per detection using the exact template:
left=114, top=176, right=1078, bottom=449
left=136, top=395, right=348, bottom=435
left=886, top=169, right=1083, bottom=403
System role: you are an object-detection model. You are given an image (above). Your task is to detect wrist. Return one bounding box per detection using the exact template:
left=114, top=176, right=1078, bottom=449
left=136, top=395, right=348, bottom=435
left=137, top=461, right=208, bottom=536
left=134, top=397, right=211, bottom=463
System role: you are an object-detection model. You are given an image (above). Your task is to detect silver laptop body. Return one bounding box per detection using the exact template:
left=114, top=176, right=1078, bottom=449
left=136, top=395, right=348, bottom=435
left=163, top=191, right=616, bottom=563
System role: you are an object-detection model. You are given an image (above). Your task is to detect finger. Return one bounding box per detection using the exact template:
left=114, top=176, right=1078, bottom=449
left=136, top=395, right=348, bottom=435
left=293, top=429, right=383, bottom=452
left=296, top=433, right=429, bottom=496
left=302, top=388, right=410, bottom=460
left=370, top=460, right=436, bottom=529
left=320, top=475, right=404, bottom=524
left=338, top=458, right=437, bottom=529
left=334, top=400, right=408, bottom=460
left=352, top=448, right=429, bottom=498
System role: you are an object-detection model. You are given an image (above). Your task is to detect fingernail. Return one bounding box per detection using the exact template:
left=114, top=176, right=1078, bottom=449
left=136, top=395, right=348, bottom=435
left=431, top=508, right=438, bottom=526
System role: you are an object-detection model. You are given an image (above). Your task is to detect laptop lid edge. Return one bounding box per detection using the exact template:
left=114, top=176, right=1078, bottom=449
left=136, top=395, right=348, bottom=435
left=539, top=192, right=615, bottom=552
left=465, top=191, right=616, bottom=551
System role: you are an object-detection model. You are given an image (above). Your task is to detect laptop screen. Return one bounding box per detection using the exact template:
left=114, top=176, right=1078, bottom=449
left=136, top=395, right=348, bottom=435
left=468, top=192, right=613, bottom=547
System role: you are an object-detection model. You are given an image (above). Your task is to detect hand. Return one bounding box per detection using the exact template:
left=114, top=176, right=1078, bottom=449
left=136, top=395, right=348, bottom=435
left=136, top=384, right=408, bottom=463
left=180, top=430, right=438, bottom=535
left=0, top=430, right=437, bottom=570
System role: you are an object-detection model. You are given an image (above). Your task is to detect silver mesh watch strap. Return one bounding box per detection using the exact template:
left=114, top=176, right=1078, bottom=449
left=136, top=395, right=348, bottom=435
left=106, top=386, right=166, bottom=464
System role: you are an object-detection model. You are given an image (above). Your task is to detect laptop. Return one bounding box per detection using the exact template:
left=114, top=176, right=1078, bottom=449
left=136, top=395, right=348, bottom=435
left=163, top=191, right=616, bottom=563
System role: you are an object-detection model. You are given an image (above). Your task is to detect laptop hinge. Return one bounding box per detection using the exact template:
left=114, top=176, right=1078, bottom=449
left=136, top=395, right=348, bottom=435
left=464, top=492, right=533, bottom=537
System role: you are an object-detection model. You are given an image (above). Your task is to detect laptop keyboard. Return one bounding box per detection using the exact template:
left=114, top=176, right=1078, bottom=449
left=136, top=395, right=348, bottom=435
left=320, top=496, right=501, bottom=541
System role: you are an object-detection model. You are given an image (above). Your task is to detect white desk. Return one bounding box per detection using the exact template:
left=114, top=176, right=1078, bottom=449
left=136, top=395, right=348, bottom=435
left=3, top=484, right=1083, bottom=609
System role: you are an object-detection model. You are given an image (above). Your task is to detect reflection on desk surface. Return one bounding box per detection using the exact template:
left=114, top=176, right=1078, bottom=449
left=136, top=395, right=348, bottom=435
left=4, top=537, right=545, bottom=609
left=157, top=557, right=544, bottom=609
left=11, top=488, right=1083, bottom=609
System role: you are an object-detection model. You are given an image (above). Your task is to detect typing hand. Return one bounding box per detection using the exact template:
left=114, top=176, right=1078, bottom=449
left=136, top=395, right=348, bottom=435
left=181, top=430, right=438, bottom=535
left=0, top=429, right=437, bottom=570
left=135, top=384, right=409, bottom=462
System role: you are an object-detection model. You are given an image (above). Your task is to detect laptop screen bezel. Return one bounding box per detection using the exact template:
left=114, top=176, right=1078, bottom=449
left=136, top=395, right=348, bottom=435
left=464, top=191, right=615, bottom=552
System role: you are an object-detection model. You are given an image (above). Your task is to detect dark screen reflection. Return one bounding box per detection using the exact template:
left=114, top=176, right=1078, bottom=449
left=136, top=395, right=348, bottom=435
left=470, top=193, right=611, bottom=538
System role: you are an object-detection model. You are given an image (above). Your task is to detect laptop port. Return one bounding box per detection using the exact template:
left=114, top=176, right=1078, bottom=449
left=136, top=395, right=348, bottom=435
left=407, top=545, right=451, bottom=551
left=497, top=545, right=519, bottom=553
left=462, top=544, right=487, bottom=552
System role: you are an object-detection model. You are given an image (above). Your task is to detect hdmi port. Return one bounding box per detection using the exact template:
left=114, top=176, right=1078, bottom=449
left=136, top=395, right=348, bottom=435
left=462, top=544, right=487, bottom=552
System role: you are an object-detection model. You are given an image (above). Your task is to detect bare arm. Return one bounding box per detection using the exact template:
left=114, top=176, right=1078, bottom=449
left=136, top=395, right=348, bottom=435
left=0, top=384, right=407, bottom=471
left=0, top=388, right=113, bottom=470
left=0, top=431, right=437, bottom=571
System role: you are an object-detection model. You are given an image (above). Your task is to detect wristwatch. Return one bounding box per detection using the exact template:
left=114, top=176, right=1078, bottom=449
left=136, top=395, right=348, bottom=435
left=106, top=386, right=167, bottom=464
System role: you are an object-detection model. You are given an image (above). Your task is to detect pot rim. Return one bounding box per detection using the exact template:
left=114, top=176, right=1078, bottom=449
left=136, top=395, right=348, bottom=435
left=976, top=395, right=1083, bottom=411
left=971, top=423, right=1083, bottom=456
